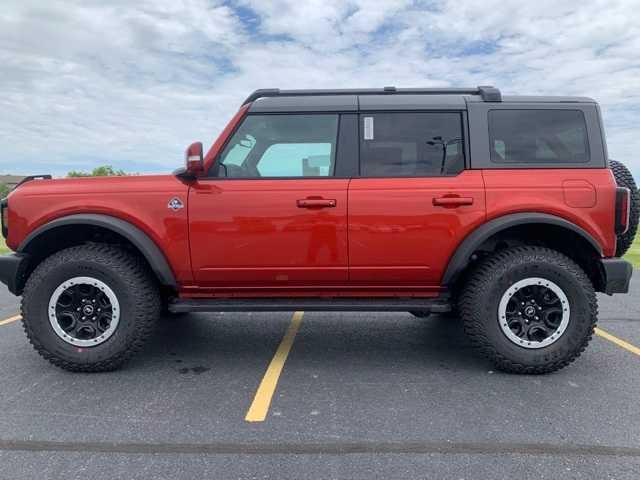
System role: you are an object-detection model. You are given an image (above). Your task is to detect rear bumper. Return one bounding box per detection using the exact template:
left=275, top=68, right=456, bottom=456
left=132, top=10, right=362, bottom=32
left=600, top=258, right=633, bottom=294
left=0, top=253, right=30, bottom=296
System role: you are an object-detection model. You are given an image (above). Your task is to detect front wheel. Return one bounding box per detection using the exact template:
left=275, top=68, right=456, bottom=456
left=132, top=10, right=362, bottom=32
left=21, top=244, right=161, bottom=372
left=459, top=246, right=597, bottom=374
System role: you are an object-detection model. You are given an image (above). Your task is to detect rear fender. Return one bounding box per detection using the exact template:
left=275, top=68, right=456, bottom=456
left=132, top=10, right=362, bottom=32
left=442, top=212, right=602, bottom=285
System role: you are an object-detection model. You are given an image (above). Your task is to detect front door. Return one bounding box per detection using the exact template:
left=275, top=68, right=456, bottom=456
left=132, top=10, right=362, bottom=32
left=348, top=111, right=486, bottom=286
left=189, top=113, right=349, bottom=288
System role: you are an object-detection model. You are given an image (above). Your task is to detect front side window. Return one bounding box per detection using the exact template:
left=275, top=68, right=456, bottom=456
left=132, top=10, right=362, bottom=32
left=216, top=114, right=338, bottom=178
left=489, top=110, right=590, bottom=164
left=359, top=112, right=465, bottom=177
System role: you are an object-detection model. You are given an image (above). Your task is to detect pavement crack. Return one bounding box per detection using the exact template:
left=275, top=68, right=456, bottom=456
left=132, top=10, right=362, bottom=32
left=0, top=440, right=639, bottom=457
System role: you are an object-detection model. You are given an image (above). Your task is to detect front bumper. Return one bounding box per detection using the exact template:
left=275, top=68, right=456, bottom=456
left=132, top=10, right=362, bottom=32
left=0, top=253, right=30, bottom=296
left=600, top=258, right=633, bottom=294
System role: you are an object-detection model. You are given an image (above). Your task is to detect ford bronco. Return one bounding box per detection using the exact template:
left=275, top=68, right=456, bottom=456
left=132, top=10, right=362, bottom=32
left=0, top=86, right=636, bottom=374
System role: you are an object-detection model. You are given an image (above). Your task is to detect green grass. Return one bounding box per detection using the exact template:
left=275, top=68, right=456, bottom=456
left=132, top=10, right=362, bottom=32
left=0, top=236, right=7, bottom=254
left=623, top=233, right=640, bottom=268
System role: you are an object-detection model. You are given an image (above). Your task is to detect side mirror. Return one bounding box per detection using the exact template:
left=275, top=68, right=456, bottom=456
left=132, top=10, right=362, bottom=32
left=185, top=142, right=204, bottom=175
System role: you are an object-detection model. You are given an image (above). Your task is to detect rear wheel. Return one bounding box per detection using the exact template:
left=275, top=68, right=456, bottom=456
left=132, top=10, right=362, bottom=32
left=22, top=244, right=161, bottom=372
left=610, top=159, right=639, bottom=257
left=460, top=246, right=596, bottom=374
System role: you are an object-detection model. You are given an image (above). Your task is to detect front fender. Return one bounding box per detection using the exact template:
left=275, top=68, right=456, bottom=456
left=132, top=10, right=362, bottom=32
left=18, top=214, right=177, bottom=288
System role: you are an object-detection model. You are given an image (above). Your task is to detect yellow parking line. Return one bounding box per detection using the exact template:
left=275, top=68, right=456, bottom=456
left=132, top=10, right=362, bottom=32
left=0, top=314, right=21, bottom=326
left=595, top=327, right=640, bottom=356
left=245, top=311, right=304, bottom=422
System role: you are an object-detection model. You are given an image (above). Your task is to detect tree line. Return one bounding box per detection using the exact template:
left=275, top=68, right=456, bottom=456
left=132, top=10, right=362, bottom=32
left=0, top=166, right=129, bottom=197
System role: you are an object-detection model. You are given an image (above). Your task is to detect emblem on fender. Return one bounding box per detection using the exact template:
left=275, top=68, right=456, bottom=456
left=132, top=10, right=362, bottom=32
left=168, top=197, right=184, bottom=211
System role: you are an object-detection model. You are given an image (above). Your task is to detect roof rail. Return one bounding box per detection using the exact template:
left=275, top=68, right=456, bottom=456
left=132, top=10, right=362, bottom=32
left=242, top=86, right=502, bottom=105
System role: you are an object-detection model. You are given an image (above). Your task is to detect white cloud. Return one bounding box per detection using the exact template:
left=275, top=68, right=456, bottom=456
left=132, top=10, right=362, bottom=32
left=1, top=0, right=639, bottom=176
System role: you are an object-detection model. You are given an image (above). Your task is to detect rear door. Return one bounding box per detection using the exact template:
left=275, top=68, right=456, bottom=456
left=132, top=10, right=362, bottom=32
left=348, top=110, right=486, bottom=285
left=189, top=113, right=351, bottom=288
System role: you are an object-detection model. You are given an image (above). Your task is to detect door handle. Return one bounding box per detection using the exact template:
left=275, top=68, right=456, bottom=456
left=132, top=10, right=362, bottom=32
left=432, top=196, right=474, bottom=207
left=296, top=198, right=337, bottom=208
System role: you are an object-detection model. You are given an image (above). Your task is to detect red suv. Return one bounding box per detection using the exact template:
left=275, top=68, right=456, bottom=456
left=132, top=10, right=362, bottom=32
left=1, top=86, right=636, bottom=374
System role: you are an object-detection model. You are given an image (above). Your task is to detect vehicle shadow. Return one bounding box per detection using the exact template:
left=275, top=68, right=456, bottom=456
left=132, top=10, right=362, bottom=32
left=136, top=312, right=491, bottom=374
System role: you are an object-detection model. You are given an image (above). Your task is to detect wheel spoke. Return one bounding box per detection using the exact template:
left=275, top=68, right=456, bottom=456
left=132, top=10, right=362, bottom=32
left=541, top=306, right=563, bottom=329
left=96, top=313, right=111, bottom=332
left=506, top=316, right=525, bottom=337
left=523, top=322, right=552, bottom=342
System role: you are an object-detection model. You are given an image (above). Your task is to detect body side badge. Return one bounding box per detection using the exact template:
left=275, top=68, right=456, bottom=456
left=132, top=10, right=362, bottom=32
left=168, top=197, right=184, bottom=211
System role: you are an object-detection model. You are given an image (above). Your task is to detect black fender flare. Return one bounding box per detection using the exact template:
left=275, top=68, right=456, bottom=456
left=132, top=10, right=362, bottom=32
left=18, top=213, right=177, bottom=288
left=441, top=212, right=602, bottom=285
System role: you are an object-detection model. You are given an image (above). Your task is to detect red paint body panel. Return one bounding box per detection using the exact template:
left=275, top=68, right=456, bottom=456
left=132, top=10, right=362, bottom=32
left=481, top=169, right=617, bottom=257
left=188, top=179, right=350, bottom=287
left=348, top=170, right=486, bottom=285
left=7, top=175, right=193, bottom=283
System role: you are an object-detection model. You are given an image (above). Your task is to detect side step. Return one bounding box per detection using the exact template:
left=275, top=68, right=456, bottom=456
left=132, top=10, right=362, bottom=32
left=168, top=297, right=451, bottom=313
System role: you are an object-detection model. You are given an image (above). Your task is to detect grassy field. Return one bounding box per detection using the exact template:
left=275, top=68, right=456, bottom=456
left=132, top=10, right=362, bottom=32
left=2, top=232, right=639, bottom=265
left=624, top=233, right=640, bottom=268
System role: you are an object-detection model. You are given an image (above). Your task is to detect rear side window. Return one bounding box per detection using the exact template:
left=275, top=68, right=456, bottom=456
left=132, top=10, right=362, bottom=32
left=489, top=110, right=590, bottom=164
left=216, top=114, right=338, bottom=178
left=360, top=112, right=465, bottom=177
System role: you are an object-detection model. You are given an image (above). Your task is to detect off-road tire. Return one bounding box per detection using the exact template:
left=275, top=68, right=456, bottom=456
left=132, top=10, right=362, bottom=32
left=610, top=159, right=639, bottom=257
left=21, top=244, right=161, bottom=372
left=460, top=246, right=597, bottom=374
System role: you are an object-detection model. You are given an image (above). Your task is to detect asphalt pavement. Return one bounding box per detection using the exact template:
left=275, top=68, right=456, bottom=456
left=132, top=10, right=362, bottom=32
left=0, top=276, right=639, bottom=479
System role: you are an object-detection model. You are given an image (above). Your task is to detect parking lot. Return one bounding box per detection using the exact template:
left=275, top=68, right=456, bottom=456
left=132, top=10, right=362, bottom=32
left=0, top=278, right=639, bottom=479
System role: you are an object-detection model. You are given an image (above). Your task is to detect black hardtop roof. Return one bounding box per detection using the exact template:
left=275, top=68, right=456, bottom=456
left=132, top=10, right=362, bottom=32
left=244, top=86, right=597, bottom=113
left=243, top=86, right=501, bottom=105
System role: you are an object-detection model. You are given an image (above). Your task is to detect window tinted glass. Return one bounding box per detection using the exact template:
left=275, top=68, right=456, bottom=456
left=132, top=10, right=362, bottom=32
left=257, top=143, right=332, bottom=176
left=360, top=113, right=464, bottom=177
left=489, top=110, right=589, bottom=164
left=217, top=114, right=338, bottom=177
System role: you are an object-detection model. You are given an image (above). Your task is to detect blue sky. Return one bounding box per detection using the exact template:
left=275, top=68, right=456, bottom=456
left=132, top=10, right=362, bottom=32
left=1, top=0, right=639, bottom=177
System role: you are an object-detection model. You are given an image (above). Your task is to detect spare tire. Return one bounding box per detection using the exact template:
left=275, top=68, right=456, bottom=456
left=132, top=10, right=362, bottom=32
left=610, top=159, right=639, bottom=257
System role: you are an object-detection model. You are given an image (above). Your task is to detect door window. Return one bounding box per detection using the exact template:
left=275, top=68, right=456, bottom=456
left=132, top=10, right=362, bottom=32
left=359, top=112, right=465, bottom=177
left=257, top=143, right=332, bottom=177
left=216, top=114, right=338, bottom=178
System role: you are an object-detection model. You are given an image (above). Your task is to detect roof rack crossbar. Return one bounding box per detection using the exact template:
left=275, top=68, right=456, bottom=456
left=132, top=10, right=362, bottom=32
left=242, top=86, right=501, bottom=105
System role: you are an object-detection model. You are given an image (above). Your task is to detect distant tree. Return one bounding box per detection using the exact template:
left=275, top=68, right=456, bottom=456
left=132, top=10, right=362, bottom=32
left=67, top=165, right=127, bottom=177
left=0, top=183, right=10, bottom=198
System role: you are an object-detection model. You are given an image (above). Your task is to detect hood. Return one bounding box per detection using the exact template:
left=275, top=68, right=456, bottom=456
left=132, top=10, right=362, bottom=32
left=10, top=174, right=183, bottom=197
